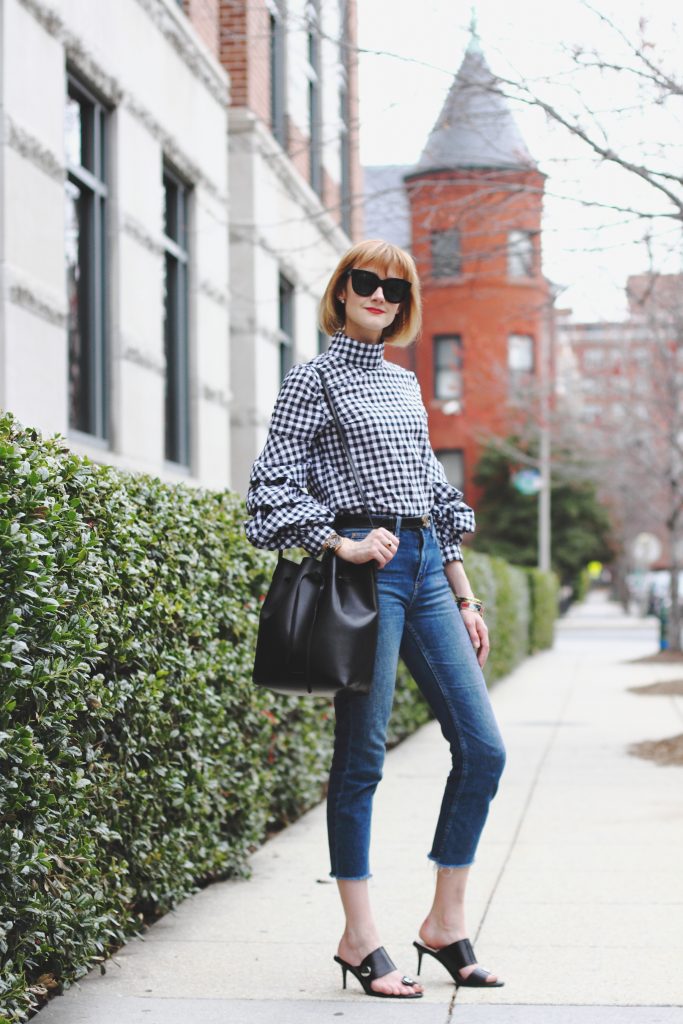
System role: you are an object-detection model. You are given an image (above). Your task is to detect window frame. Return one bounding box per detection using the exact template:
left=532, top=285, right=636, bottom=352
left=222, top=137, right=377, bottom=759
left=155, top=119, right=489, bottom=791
left=65, top=72, right=109, bottom=443
left=430, top=228, right=462, bottom=279
left=433, top=334, right=464, bottom=403
left=508, top=229, right=535, bottom=279
left=278, top=273, right=295, bottom=382
left=305, top=0, right=323, bottom=196
left=268, top=0, right=286, bottom=148
left=508, top=333, right=535, bottom=395
left=162, top=162, right=192, bottom=469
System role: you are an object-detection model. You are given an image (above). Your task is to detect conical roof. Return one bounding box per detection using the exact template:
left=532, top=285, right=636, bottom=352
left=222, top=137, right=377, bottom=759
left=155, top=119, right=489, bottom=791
left=415, top=35, right=535, bottom=173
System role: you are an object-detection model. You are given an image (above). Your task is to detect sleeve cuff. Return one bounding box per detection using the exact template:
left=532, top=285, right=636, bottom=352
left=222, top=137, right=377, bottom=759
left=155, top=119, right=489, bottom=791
left=306, top=523, right=337, bottom=556
left=440, top=540, right=463, bottom=564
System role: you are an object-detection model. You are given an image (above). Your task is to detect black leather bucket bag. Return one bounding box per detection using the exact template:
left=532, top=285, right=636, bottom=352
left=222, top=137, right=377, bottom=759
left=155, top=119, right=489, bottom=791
left=252, top=368, right=378, bottom=697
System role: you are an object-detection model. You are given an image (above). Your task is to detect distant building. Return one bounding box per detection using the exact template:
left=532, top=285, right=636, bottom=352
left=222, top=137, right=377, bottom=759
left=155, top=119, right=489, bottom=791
left=364, top=29, right=552, bottom=504
left=556, top=273, right=683, bottom=570
left=0, top=0, right=360, bottom=495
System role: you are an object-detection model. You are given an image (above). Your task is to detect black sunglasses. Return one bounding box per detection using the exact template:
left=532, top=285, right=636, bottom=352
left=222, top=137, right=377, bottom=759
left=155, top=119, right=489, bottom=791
left=345, top=268, right=411, bottom=305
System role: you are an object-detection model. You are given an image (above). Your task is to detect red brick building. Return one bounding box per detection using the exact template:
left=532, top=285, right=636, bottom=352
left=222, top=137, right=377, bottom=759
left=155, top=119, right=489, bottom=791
left=365, top=32, right=552, bottom=505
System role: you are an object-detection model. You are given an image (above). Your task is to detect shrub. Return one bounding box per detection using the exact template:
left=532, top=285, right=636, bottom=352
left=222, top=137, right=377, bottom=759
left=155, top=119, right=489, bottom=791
left=526, top=568, right=560, bottom=652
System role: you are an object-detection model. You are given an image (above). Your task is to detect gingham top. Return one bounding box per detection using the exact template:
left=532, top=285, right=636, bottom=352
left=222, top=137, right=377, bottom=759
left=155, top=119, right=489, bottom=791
left=244, top=330, right=475, bottom=563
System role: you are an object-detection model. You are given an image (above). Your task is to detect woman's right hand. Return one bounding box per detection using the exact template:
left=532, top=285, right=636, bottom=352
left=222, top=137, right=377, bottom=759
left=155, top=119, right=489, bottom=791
left=336, top=528, right=399, bottom=569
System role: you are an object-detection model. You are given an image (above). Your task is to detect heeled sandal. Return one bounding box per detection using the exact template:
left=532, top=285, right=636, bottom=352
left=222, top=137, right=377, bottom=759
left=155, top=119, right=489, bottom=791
left=334, top=946, right=423, bottom=999
left=413, top=938, right=504, bottom=988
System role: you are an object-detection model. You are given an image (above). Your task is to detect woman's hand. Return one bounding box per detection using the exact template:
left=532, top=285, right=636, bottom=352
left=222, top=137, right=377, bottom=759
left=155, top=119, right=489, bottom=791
left=335, top=528, right=399, bottom=569
left=460, top=608, right=489, bottom=668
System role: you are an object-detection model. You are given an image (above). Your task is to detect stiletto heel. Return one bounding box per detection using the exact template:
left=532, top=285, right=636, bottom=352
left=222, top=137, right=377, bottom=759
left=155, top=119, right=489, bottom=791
left=333, top=946, right=423, bottom=999
left=413, top=938, right=504, bottom=988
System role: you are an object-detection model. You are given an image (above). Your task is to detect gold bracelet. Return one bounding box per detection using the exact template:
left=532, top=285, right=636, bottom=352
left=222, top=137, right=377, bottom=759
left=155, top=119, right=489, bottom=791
left=455, top=596, right=484, bottom=615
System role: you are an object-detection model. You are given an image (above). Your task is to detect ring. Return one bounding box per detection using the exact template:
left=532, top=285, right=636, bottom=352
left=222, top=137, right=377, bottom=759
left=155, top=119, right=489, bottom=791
left=386, top=541, right=392, bottom=549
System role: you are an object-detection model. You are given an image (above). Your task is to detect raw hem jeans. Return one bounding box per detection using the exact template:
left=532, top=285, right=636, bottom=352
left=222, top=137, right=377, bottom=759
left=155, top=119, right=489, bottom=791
left=327, top=521, right=506, bottom=880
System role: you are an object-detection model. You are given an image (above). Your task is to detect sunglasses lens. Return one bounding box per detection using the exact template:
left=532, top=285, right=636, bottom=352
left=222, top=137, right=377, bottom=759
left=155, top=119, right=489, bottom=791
left=384, top=279, right=410, bottom=303
left=349, top=269, right=410, bottom=303
left=349, top=270, right=377, bottom=297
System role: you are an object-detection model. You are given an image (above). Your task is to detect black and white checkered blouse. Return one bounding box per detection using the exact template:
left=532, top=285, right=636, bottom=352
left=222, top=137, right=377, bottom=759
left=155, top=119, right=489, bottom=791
left=245, top=330, right=475, bottom=563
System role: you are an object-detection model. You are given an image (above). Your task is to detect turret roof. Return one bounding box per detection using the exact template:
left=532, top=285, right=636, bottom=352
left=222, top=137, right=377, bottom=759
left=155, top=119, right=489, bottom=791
left=415, top=35, right=535, bottom=173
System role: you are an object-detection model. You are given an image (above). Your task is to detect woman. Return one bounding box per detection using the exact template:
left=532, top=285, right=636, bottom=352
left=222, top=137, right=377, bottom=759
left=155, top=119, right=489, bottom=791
left=245, top=239, right=506, bottom=1000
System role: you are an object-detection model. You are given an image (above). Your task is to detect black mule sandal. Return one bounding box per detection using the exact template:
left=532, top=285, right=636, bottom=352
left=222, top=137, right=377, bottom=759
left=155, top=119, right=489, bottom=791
left=334, top=946, right=423, bottom=998
left=413, top=938, right=504, bottom=988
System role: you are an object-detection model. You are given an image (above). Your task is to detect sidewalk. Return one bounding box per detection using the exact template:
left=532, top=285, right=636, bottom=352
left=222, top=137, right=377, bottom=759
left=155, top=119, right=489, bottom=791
left=39, top=591, right=683, bottom=1023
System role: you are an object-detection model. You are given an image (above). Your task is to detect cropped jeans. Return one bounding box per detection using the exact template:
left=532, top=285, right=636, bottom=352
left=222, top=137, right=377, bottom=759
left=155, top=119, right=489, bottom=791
left=327, top=521, right=506, bottom=880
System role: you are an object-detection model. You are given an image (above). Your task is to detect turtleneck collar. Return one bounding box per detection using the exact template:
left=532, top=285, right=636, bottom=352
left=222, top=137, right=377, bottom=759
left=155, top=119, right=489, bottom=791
left=327, top=330, right=385, bottom=370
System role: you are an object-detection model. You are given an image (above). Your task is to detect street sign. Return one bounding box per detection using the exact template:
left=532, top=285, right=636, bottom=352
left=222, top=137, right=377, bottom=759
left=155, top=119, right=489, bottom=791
left=511, top=468, right=541, bottom=496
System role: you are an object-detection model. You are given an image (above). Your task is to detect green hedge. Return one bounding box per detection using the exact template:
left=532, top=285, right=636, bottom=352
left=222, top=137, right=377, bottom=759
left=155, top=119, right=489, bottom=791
left=0, top=412, right=557, bottom=1022
left=527, top=568, right=560, bottom=653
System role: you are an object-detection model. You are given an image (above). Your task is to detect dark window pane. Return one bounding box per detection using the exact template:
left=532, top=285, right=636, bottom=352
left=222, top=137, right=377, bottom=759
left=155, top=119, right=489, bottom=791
left=163, top=166, right=190, bottom=466
left=508, top=230, right=534, bottom=277
left=66, top=178, right=90, bottom=432
left=434, top=335, right=463, bottom=402
left=431, top=229, right=461, bottom=277
left=279, top=274, right=294, bottom=381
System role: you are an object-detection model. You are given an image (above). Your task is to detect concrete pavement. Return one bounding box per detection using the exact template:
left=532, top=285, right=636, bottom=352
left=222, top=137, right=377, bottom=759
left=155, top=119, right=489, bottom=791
left=38, top=590, right=683, bottom=1023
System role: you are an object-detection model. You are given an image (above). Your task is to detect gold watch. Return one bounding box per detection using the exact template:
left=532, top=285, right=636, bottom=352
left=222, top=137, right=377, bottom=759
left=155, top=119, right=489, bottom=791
left=322, top=531, right=343, bottom=554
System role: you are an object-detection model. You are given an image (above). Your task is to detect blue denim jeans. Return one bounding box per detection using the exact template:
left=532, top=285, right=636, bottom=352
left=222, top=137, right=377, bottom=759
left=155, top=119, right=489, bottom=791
left=327, top=521, right=506, bottom=880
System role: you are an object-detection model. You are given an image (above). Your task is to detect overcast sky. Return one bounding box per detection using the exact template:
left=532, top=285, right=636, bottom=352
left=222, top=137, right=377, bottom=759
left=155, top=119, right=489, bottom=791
left=357, top=0, right=682, bottom=321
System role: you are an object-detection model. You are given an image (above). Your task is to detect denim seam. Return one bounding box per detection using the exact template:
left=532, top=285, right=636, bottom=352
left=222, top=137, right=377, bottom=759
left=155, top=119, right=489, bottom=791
left=330, top=708, right=351, bottom=878
left=404, top=618, right=470, bottom=864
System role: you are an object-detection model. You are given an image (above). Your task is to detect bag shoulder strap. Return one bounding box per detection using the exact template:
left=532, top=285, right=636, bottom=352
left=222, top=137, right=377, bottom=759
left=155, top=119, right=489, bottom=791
left=313, top=365, right=375, bottom=530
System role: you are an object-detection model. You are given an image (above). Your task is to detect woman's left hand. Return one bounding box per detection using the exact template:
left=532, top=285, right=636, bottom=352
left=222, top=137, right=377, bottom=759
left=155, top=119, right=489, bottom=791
left=460, top=608, right=489, bottom=668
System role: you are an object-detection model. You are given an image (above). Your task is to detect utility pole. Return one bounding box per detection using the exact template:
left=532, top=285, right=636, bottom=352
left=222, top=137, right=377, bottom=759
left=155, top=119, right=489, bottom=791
left=538, top=286, right=560, bottom=572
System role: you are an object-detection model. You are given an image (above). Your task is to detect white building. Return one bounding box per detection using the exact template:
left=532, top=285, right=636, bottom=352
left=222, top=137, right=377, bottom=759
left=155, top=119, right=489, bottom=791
left=0, top=0, right=360, bottom=494
left=223, top=0, right=361, bottom=492
left=0, top=0, right=232, bottom=487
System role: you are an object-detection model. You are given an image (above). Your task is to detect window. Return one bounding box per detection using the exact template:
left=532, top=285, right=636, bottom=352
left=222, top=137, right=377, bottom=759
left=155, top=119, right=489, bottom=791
left=269, top=2, right=286, bottom=147
left=508, top=230, right=534, bottom=278
left=279, top=274, right=294, bottom=381
left=339, top=4, right=352, bottom=234
left=508, top=333, right=534, bottom=392
left=163, top=164, right=191, bottom=467
left=434, top=335, right=463, bottom=404
left=306, top=1, right=322, bottom=195
left=65, top=75, right=109, bottom=440
left=436, top=450, right=464, bottom=490
left=431, top=229, right=461, bottom=278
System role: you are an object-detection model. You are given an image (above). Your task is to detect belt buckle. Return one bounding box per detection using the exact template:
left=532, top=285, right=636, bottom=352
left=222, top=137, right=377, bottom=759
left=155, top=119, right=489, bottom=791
left=421, top=513, right=431, bottom=528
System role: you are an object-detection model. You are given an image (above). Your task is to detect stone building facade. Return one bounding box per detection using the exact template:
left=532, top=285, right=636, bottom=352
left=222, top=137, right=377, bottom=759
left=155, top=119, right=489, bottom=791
left=0, top=0, right=360, bottom=495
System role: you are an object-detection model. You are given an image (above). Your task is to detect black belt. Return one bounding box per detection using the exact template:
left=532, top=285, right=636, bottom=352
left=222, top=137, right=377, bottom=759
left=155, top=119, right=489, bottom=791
left=334, top=513, right=431, bottom=531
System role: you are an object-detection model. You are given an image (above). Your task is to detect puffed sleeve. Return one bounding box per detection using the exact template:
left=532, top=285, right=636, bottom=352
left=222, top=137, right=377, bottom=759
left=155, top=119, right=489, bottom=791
left=245, top=363, right=335, bottom=554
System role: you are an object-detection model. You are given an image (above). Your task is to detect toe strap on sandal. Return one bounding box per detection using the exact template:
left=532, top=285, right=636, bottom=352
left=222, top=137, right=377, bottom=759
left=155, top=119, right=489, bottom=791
left=358, top=946, right=396, bottom=982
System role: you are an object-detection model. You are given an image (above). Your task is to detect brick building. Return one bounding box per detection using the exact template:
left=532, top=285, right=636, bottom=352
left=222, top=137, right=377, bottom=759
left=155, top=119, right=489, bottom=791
left=556, top=273, right=683, bottom=570
left=364, top=30, right=552, bottom=505
left=0, top=0, right=360, bottom=495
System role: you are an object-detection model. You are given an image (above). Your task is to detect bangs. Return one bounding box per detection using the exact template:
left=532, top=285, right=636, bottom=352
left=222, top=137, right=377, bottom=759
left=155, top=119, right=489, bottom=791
left=346, top=240, right=417, bottom=282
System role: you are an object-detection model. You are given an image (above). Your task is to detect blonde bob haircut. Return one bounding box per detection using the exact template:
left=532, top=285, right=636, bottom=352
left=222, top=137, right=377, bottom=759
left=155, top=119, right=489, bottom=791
left=319, top=239, right=422, bottom=348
